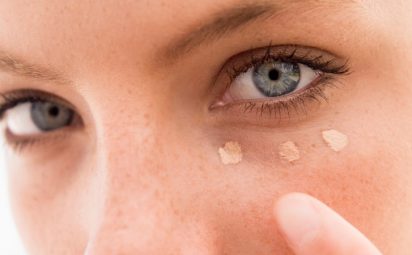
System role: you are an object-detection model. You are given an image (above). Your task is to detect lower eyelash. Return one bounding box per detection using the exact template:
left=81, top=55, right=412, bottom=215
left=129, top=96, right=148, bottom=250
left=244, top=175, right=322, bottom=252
left=220, top=75, right=343, bottom=121
left=4, top=128, right=39, bottom=152
left=4, top=125, right=75, bottom=153
left=252, top=79, right=332, bottom=118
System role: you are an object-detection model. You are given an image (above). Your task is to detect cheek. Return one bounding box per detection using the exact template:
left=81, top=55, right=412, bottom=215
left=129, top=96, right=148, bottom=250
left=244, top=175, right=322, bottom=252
left=287, top=145, right=412, bottom=253
left=304, top=152, right=398, bottom=224
left=223, top=122, right=412, bottom=253
left=6, top=138, right=92, bottom=254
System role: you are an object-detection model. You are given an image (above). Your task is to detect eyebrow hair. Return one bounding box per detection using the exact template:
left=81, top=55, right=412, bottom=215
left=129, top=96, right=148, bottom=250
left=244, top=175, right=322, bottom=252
left=163, top=2, right=278, bottom=61
left=0, top=50, right=70, bottom=85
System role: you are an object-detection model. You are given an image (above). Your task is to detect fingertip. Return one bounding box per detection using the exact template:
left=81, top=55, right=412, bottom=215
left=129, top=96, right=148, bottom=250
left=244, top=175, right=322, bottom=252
left=274, top=193, right=382, bottom=255
left=274, top=193, right=321, bottom=250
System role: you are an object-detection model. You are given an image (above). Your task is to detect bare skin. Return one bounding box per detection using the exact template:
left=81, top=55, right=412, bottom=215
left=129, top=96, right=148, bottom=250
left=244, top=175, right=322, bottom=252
left=0, top=0, right=411, bottom=254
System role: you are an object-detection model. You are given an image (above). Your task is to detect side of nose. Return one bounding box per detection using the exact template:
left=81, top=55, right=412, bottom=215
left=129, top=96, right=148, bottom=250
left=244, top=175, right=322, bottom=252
left=83, top=115, right=220, bottom=255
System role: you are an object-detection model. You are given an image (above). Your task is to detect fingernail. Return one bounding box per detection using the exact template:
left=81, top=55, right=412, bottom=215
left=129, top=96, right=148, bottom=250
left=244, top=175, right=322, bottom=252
left=275, top=193, right=321, bottom=248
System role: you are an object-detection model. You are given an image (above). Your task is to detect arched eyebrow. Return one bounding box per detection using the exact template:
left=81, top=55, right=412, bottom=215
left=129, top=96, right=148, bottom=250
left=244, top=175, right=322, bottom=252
left=161, top=0, right=360, bottom=63
left=0, top=50, right=70, bottom=85
left=162, top=2, right=278, bottom=62
left=0, top=3, right=274, bottom=84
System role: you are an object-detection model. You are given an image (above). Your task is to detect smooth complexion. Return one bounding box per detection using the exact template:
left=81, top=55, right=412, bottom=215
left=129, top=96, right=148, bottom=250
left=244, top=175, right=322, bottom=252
left=0, top=1, right=411, bottom=254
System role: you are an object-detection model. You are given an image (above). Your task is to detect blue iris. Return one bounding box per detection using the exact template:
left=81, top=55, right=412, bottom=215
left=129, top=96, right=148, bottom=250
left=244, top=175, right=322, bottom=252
left=252, top=61, right=301, bottom=97
left=31, top=102, right=74, bottom=131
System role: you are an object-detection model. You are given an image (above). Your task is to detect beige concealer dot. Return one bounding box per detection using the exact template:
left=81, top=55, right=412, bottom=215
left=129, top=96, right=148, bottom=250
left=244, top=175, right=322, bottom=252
left=279, top=141, right=300, bottom=162
left=322, top=129, right=348, bottom=152
left=218, top=141, right=243, bottom=165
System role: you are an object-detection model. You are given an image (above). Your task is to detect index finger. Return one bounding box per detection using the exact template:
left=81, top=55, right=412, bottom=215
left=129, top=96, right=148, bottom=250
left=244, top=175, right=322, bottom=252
left=274, top=193, right=382, bottom=255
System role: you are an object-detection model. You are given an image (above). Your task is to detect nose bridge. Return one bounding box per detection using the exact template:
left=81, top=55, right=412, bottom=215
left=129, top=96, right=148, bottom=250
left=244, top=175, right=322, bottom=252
left=93, top=105, right=172, bottom=225
left=86, top=132, right=222, bottom=254
left=88, top=74, right=178, bottom=184
left=84, top=108, right=191, bottom=254
left=84, top=90, right=221, bottom=254
left=95, top=95, right=169, bottom=183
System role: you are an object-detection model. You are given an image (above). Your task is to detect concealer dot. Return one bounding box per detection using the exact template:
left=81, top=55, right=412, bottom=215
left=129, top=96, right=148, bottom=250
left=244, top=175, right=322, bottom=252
left=322, top=129, right=348, bottom=152
left=279, top=141, right=300, bottom=162
left=218, top=141, right=243, bottom=165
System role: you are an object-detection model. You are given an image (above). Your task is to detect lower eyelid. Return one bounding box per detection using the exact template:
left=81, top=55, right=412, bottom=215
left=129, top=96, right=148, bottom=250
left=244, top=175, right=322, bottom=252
left=3, top=122, right=82, bottom=153
left=209, top=76, right=341, bottom=126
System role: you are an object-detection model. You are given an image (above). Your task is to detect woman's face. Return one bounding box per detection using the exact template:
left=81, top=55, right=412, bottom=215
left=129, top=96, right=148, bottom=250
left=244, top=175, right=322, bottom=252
left=1, top=0, right=412, bottom=254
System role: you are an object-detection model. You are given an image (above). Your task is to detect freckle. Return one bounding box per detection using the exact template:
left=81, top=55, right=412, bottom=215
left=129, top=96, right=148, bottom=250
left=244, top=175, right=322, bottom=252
left=322, top=129, right=348, bottom=152
left=278, top=141, right=300, bottom=162
left=218, top=141, right=243, bottom=165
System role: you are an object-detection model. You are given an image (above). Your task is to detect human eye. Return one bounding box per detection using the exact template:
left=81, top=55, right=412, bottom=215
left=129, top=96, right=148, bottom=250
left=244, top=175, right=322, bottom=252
left=210, top=44, right=350, bottom=123
left=0, top=89, right=81, bottom=151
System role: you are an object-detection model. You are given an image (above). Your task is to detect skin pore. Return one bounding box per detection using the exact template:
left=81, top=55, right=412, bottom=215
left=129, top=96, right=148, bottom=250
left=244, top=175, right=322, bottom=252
left=0, top=0, right=412, bottom=254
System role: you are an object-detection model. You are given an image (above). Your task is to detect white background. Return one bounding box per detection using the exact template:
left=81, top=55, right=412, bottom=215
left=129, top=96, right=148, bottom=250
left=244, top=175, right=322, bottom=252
left=0, top=149, right=26, bottom=255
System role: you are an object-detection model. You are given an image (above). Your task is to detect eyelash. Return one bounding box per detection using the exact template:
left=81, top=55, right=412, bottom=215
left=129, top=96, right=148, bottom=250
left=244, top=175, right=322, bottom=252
left=0, top=90, right=49, bottom=118
left=0, top=90, right=76, bottom=151
left=218, top=44, right=350, bottom=119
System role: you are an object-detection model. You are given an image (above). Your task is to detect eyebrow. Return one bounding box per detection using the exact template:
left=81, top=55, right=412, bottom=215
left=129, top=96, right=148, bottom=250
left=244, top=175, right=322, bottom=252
left=0, top=50, right=70, bottom=85
left=163, top=2, right=278, bottom=61
left=0, top=4, right=275, bottom=84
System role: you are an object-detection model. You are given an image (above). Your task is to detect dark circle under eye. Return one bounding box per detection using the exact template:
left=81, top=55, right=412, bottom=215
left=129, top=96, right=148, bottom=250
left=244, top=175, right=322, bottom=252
left=252, top=62, right=301, bottom=97
left=30, top=101, right=74, bottom=131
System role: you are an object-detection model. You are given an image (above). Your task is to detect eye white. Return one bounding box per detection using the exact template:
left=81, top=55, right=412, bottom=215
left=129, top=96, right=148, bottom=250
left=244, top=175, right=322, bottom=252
left=5, top=103, right=42, bottom=136
left=226, top=63, right=320, bottom=101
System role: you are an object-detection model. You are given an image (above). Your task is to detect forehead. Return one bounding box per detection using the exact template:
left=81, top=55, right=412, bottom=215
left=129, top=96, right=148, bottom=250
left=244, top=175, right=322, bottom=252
left=0, top=0, right=363, bottom=45
left=0, top=0, right=387, bottom=79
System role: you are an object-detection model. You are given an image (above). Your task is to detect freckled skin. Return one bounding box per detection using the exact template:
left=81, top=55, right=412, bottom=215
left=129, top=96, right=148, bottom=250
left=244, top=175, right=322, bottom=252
left=1, top=0, right=412, bottom=254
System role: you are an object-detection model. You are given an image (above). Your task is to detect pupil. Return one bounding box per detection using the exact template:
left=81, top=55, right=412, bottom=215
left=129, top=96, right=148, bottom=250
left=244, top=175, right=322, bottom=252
left=48, top=106, right=60, bottom=117
left=268, top=69, right=280, bottom=81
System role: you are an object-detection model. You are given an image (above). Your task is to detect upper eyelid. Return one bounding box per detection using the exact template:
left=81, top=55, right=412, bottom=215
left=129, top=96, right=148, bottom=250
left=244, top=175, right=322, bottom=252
left=0, top=89, right=76, bottom=119
left=223, top=44, right=350, bottom=84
